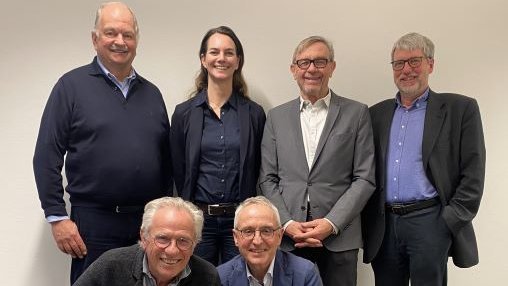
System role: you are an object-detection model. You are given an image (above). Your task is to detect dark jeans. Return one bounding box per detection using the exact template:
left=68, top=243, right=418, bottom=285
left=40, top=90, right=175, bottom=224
left=70, top=206, right=142, bottom=285
left=372, top=205, right=452, bottom=286
left=194, top=215, right=239, bottom=266
left=292, top=247, right=358, bottom=286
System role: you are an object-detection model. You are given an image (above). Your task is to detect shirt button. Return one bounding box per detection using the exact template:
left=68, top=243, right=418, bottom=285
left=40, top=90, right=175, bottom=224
left=398, top=142, right=402, bottom=146
left=393, top=177, right=397, bottom=181
left=401, top=125, right=405, bottom=129
left=395, top=160, right=399, bottom=163
left=221, top=179, right=225, bottom=183
left=220, top=135, right=224, bottom=139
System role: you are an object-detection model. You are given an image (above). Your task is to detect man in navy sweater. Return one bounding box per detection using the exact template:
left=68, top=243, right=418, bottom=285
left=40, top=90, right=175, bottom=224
left=33, top=2, right=172, bottom=284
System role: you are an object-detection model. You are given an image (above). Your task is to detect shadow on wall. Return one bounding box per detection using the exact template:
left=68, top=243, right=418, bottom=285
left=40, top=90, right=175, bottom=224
left=26, top=222, right=70, bottom=286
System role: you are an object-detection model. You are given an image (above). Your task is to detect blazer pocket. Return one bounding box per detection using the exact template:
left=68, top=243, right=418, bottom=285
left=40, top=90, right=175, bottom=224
left=330, top=131, right=353, bottom=142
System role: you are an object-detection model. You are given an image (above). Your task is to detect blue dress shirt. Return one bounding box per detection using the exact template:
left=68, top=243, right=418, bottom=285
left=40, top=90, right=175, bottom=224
left=385, top=89, right=438, bottom=204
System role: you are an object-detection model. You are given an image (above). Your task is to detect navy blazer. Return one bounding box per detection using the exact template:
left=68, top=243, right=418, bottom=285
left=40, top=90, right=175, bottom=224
left=217, top=250, right=322, bottom=286
left=362, top=90, right=486, bottom=267
left=170, top=91, right=265, bottom=201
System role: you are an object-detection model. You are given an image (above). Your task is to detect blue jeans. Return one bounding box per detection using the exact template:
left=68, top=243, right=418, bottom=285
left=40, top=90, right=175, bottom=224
left=194, top=215, right=239, bottom=266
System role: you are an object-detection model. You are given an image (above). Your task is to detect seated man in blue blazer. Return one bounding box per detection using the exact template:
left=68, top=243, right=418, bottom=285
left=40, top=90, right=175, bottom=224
left=218, top=196, right=322, bottom=286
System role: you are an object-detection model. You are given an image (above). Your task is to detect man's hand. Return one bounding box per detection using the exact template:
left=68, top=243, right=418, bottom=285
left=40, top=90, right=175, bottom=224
left=50, top=219, right=87, bottom=259
left=293, top=218, right=334, bottom=247
left=285, top=221, right=323, bottom=248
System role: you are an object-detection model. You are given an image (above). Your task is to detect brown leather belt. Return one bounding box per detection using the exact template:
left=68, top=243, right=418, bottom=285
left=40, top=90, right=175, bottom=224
left=386, top=197, right=440, bottom=215
left=195, top=202, right=238, bottom=216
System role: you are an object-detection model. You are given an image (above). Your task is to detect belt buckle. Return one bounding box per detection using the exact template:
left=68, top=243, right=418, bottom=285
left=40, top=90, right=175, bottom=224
left=390, top=204, right=407, bottom=215
left=207, top=204, right=220, bottom=215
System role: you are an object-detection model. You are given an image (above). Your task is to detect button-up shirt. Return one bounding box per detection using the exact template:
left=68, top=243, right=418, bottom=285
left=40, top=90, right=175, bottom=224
left=300, top=92, right=331, bottom=170
left=97, top=57, right=136, bottom=98
left=195, top=92, right=240, bottom=204
left=142, top=253, right=191, bottom=286
left=385, top=89, right=437, bottom=204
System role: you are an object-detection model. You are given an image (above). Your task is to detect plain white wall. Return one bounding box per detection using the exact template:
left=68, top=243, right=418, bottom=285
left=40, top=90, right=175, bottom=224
left=1, top=0, right=506, bottom=284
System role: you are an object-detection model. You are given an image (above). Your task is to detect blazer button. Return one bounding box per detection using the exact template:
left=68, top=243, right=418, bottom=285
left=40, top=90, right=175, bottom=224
left=307, top=182, right=312, bottom=186
left=301, top=206, right=306, bottom=211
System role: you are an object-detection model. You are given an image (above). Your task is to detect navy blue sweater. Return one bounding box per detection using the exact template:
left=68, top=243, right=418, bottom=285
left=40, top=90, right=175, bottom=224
left=33, top=58, right=172, bottom=217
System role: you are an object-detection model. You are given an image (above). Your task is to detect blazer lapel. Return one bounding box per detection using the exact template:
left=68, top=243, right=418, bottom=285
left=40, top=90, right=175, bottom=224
left=289, top=98, right=310, bottom=174
left=273, top=250, right=293, bottom=285
left=187, top=105, right=203, bottom=198
left=378, top=100, right=397, bottom=188
left=422, top=90, right=446, bottom=169
left=238, top=97, right=250, bottom=191
left=229, top=257, right=250, bottom=286
left=311, top=92, right=340, bottom=172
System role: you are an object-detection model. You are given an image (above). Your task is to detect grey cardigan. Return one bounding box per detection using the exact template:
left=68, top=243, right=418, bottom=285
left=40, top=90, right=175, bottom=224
left=73, top=244, right=221, bottom=286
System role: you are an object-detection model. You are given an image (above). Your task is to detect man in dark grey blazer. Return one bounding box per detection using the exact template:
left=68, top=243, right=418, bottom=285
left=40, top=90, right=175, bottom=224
left=259, top=36, right=376, bottom=286
left=362, top=32, right=486, bottom=286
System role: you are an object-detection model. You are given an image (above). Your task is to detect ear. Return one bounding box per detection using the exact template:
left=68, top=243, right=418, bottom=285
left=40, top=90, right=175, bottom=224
left=329, top=60, right=337, bottom=77
left=232, top=229, right=240, bottom=247
left=427, top=58, right=434, bottom=74
left=139, top=230, right=147, bottom=249
left=290, top=64, right=297, bottom=79
left=91, top=31, right=98, bottom=51
left=200, top=53, right=207, bottom=69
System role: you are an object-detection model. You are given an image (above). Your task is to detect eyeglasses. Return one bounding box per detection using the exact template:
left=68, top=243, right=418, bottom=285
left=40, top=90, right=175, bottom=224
left=149, top=234, right=194, bottom=251
left=294, top=58, right=329, bottom=69
left=235, top=227, right=281, bottom=239
left=390, top=57, right=430, bottom=71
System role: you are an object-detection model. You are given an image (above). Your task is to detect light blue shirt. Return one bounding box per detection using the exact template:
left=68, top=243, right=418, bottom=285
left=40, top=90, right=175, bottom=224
left=142, top=253, right=191, bottom=286
left=96, top=57, right=136, bottom=98
left=385, top=89, right=438, bottom=204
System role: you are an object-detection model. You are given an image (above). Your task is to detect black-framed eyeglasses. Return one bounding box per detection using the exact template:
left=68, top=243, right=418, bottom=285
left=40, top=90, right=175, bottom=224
left=149, top=234, right=194, bottom=251
left=390, top=57, right=430, bottom=71
left=294, top=58, right=329, bottom=69
left=235, top=227, right=281, bottom=239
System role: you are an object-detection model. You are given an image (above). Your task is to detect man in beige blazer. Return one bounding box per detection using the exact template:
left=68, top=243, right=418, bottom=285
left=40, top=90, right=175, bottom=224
left=259, top=36, right=376, bottom=286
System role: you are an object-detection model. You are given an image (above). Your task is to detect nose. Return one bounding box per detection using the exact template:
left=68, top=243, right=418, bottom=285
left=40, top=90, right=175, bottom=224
left=164, top=240, right=180, bottom=254
left=252, top=231, right=263, bottom=244
left=113, top=34, right=126, bottom=45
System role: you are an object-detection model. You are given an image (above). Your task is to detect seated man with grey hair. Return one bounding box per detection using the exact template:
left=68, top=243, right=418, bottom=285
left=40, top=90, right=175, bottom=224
left=74, top=197, right=221, bottom=286
left=218, top=196, right=322, bottom=286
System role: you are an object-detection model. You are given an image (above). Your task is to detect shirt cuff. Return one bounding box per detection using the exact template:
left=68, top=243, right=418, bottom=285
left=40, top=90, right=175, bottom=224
left=323, top=218, right=338, bottom=235
left=46, top=215, right=69, bottom=223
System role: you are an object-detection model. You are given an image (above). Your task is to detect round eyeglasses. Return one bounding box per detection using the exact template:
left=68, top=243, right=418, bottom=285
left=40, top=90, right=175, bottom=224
left=235, top=227, right=281, bottom=239
left=390, top=56, right=431, bottom=71
left=294, top=58, right=329, bottom=69
left=149, top=234, right=194, bottom=251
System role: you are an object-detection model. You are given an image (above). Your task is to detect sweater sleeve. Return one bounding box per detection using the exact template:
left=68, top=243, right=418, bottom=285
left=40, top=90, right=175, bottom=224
left=33, top=77, right=72, bottom=217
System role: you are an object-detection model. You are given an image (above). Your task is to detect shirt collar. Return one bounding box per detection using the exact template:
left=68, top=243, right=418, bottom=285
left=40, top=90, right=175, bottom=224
left=395, top=88, right=430, bottom=110
left=96, top=56, right=136, bottom=83
left=299, top=90, right=331, bottom=111
left=194, top=90, right=238, bottom=110
left=142, top=253, right=191, bottom=286
left=246, top=256, right=275, bottom=285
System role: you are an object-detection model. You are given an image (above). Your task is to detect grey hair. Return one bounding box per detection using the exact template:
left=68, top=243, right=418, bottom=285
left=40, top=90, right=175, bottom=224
left=234, top=196, right=281, bottom=229
left=93, top=2, right=139, bottom=36
left=140, top=197, right=204, bottom=242
left=391, top=32, right=434, bottom=61
left=292, top=35, right=335, bottom=63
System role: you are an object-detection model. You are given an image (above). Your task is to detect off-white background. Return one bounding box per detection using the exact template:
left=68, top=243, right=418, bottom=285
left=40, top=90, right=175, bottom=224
left=1, top=0, right=506, bottom=285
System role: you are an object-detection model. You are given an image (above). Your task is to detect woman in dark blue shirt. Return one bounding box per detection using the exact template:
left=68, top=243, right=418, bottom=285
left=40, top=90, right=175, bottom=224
left=170, top=26, right=266, bottom=265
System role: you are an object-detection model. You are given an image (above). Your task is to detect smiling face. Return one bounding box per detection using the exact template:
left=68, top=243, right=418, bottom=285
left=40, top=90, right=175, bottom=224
left=392, top=48, right=434, bottom=104
left=291, top=41, right=336, bottom=102
left=140, top=207, right=195, bottom=285
left=92, top=3, right=137, bottom=77
left=200, top=33, right=240, bottom=84
left=233, top=204, right=282, bottom=276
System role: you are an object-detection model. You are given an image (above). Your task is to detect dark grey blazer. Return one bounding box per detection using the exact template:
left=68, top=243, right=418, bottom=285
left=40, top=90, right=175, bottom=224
left=259, top=91, right=376, bottom=252
left=362, top=90, right=486, bottom=267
